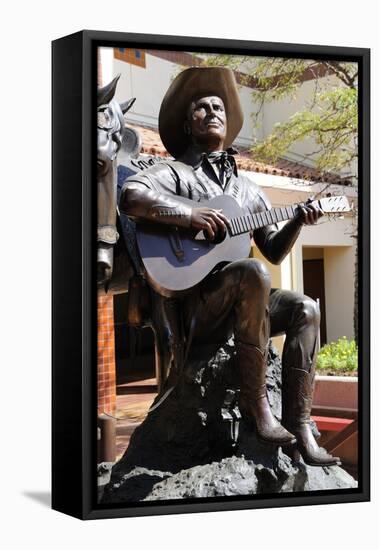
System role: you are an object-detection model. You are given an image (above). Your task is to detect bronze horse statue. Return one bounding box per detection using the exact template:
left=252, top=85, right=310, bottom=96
left=97, top=74, right=136, bottom=293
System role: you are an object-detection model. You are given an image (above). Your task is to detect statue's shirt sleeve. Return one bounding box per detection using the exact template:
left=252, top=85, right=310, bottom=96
left=120, top=162, right=193, bottom=228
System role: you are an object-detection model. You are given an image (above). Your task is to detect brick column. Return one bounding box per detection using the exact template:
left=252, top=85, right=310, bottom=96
left=97, top=294, right=117, bottom=462
left=97, top=294, right=116, bottom=416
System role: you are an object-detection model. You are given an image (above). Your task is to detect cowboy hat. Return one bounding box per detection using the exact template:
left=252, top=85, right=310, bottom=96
left=159, top=67, right=243, bottom=158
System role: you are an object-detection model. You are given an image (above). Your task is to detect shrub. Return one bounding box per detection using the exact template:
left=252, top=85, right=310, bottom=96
left=316, top=337, right=358, bottom=375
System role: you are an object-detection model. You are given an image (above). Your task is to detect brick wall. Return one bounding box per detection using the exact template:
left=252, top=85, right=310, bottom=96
left=97, top=295, right=116, bottom=416
left=114, top=47, right=146, bottom=68
left=148, top=49, right=201, bottom=67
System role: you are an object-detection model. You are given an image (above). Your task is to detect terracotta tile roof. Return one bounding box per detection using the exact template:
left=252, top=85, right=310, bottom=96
left=127, top=122, right=349, bottom=186
left=131, top=123, right=171, bottom=158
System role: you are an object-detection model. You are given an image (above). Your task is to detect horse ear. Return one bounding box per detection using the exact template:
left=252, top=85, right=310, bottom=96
left=97, top=74, right=121, bottom=106
left=120, top=97, right=136, bottom=114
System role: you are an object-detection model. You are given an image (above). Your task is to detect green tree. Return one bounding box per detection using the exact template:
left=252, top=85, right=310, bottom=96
left=202, top=55, right=358, bottom=181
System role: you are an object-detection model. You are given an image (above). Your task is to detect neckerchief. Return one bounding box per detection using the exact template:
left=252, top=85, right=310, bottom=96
left=207, top=150, right=237, bottom=187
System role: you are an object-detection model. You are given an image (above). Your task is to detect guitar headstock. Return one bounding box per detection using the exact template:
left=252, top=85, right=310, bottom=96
left=317, top=196, right=351, bottom=214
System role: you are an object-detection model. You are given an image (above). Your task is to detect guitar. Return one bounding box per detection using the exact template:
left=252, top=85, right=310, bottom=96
left=136, top=194, right=351, bottom=297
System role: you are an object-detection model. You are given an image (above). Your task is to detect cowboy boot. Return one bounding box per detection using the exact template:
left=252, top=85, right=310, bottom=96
left=282, top=367, right=341, bottom=466
left=236, top=342, right=296, bottom=445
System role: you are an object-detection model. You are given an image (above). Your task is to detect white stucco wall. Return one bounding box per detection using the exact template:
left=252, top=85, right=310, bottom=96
left=323, top=246, right=355, bottom=342
left=293, top=215, right=355, bottom=344
left=113, top=53, right=177, bottom=127
left=99, top=47, right=114, bottom=86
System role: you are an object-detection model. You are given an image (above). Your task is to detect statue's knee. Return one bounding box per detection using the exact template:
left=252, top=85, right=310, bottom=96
left=239, top=258, right=271, bottom=292
left=298, top=297, right=320, bottom=328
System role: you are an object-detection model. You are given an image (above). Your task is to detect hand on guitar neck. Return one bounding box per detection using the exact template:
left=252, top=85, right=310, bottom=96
left=297, top=197, right=324, bottom=226
left=190, top=197, right=322, bottom=243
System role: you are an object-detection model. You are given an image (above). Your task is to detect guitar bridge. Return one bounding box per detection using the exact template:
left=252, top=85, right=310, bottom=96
left=169, top=228, right=185, bottom=262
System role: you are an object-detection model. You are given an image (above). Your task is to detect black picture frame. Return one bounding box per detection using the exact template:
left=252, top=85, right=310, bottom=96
left=52, top=30, right=370, bottom=520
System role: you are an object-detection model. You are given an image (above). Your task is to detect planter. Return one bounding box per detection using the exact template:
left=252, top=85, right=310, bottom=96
left=312, top=375, right=358, bottom=478
left=313, top=375, right=358, bottom=411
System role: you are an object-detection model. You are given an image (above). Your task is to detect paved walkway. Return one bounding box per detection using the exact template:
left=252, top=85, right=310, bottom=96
left=115, top=377, right=157, bottom=461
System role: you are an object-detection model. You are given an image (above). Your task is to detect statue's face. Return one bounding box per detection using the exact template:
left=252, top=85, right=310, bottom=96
left=186, top=95, right=227, bottom=147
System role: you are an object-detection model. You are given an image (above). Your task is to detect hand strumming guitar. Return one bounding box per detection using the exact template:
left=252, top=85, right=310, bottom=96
left=191, top=206, right=231, bottom=241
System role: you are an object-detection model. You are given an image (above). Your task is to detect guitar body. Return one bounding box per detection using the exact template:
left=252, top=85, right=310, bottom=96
left=136, top=193, right=350, bottom=297
left=136, top=195, right=252, bottom=297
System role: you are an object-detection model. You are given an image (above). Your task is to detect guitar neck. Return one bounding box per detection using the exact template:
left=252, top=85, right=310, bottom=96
left=229, top=203, right=300, bottom=236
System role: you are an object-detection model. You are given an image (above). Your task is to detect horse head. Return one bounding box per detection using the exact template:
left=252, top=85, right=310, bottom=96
left=97, top=75, right=135, bottom=289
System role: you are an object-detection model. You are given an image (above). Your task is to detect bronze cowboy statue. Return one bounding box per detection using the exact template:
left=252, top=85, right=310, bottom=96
left=119, top=67, right=341, bottom=467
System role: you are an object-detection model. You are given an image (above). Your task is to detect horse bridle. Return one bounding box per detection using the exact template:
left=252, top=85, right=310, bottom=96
left=97, top=224, right=119, bottom=245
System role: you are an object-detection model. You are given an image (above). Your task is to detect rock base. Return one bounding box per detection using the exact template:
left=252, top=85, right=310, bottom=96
left=101, top=341, right=357, bottom=504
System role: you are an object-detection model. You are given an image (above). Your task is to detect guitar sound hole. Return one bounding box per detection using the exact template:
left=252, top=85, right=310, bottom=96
left=215, top=229, right=227, bottom=244
left=194, top=228, right=227, bottom=244
left=202, top=229, right=226, bottom=244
